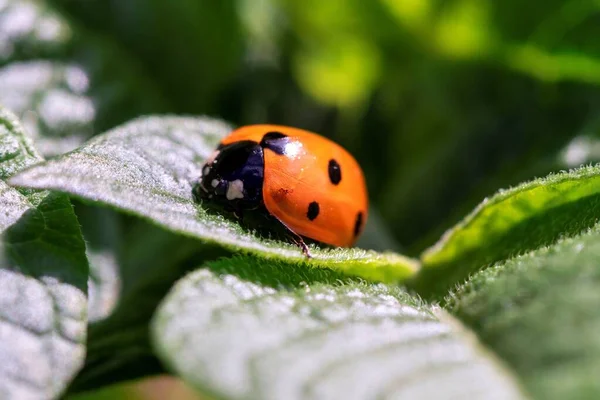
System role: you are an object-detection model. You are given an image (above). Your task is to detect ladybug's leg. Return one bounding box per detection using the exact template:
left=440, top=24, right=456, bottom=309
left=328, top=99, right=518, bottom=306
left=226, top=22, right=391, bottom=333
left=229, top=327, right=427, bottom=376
left=270, top=215, right=312, bottom=258
left=223, top=203, right=245, bottom=223
left=290, top=235, right=311, bottom=259
left=233, top=206, right=245, bottom=223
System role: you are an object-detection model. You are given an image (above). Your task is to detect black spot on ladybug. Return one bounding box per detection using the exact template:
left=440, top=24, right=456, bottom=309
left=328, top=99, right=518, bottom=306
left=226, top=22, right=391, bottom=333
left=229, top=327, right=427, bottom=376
left=354, top=212, right=363, bottom=237
left=328, top=159, right=342, bottom=185
left=263, top=131, right=287, bottom=140
left=307, top=201, right=320, bottom=221
left=261, top=131, right=289, bottom=155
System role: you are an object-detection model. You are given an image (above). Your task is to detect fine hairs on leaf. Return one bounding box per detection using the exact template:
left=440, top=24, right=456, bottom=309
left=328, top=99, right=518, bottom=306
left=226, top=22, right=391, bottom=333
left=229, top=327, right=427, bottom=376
left=0, top=107, right=89, bottom=399
left=10, top=115, right=418, bottom=283
left=151, top=257, right=527, bottom=400
left=410, top=165, right=600, bottom=298
left=447, top=224, right=600, bottom=399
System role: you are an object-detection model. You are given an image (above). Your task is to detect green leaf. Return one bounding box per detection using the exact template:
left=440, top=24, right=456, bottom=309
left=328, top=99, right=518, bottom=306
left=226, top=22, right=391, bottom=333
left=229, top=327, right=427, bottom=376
left=0, top=61, right=97, bottom=157
left=151, top=257, right=527, bottom=399
left=10, top=116, right=417, bottom=283
left=75, top=204, right=121, bottom=323
left=0, top=0, right=72, bottom=63
left=0, top=0, right=167, bottom=157
left=0, top=107, right=89, bottom=399
left=0, top=0, right=170, bottom=326
left=447, top=224, right=600, bottom=399
left=410, top=165, right=600, bottom=298
left=69, top=224, right=228, bottom=393
left=0, top=0, right=168, bottom=330
left=0, top=106, right=41, bottom=179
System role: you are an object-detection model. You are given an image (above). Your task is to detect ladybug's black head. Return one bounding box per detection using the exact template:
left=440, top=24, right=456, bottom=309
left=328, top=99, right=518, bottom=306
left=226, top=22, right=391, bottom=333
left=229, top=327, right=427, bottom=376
left=194, top=140, right=264, bottom=209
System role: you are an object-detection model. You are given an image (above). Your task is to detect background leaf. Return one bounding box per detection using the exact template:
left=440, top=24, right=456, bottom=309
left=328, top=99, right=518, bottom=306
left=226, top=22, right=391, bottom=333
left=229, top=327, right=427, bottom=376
left=410, top=165, right=600, bottom=298
left=75, top=204, right=121, bottom=323
left=447, top=223, right=600, bottom=400
left=0, top=107, right=88, bottom=399
left=0, top=0, right=176, bottom=334
left=68, top=223, right=228, bottom=393
left=0, top=0, right=168, bottom=157
left=10, top=116, right=417, bottom=283
left=152, top=258, right=526, bottom=400
left=0, top=105, right=40, bottom=178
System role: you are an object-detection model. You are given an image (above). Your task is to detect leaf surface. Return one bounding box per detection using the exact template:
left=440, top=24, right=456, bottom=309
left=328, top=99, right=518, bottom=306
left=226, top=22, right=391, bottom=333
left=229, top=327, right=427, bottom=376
left=0, top=0, right=167, bottom=157
left=11, top=116, right=417, bottom=282
left=448, top=224, right=600, bottom=399
left=152, top=257, right=527, bottom=400
left=412, top=165, right=600, bottom=297
left=0, top=107, right=88, bottom=399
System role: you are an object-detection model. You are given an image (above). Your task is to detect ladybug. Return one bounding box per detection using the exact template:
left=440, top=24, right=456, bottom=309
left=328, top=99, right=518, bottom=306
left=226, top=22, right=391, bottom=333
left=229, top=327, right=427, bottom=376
left=194, top=125, right=368, bottom=257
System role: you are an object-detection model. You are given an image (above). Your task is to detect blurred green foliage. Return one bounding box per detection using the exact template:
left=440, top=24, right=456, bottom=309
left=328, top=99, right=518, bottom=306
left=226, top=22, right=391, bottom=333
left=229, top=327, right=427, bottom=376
left=6, top=0, right=600, bottom=252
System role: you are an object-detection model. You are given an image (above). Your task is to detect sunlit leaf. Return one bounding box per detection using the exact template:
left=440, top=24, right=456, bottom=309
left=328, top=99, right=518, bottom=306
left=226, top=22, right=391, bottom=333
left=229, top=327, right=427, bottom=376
left=0, top=107, right=88, bottom=399
left=152, top=258, right=526, bottom=400
left=448, top=224, right=600, bottom=399
left=75, top=205, right=121, bottom=323
left=11, top=116, right=418, bottom=283
left=412, top=165, right=600, bottom=297
left=0, top=0, right=167, bottom=157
